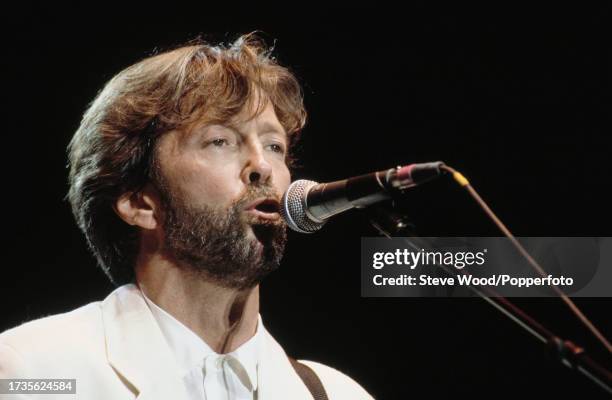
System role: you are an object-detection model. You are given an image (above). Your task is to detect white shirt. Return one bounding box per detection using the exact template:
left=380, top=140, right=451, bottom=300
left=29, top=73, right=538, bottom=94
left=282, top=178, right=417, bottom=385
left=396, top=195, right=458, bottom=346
left=142, top=290, right=261, bottom=400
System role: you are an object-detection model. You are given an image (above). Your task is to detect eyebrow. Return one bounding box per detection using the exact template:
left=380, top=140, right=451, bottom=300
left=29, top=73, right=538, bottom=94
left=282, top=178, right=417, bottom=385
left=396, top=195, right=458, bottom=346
left=186, top=118, right=289, bottom=147
left=256, top=121, right=286, bottom=135
left=224, top=120, right=288, bottom=139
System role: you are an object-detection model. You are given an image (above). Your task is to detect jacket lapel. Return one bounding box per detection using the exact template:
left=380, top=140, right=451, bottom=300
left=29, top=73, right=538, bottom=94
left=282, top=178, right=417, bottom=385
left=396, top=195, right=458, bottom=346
left=257, top=324, right=314, bottom=400
left=100, top=284, right=191, bottom=400
left=100, top=284, right=314, bottom=400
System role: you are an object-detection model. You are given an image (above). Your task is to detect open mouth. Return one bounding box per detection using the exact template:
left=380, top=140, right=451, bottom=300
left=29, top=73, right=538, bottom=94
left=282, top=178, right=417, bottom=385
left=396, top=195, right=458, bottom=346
left=245, top=197, right=281, bottom=221
left=254, top=199, right=280, bottom=214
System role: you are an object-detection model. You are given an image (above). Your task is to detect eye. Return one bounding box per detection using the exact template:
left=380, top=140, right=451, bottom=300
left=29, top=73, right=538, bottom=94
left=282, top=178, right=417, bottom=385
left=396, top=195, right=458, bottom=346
left=211, top=138, right=229, bottom=147
left=266, top=143, right=286, bottom=154
left=203, top=136, right=237, bottom=153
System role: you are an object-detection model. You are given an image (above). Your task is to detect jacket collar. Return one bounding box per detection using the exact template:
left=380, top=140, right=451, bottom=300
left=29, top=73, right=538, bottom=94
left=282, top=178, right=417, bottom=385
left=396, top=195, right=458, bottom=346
left=257, top=327, right=315, bottom=400
left=101, top=284, right=191, bottom=400
left=100, top=284, right=314, bottom=400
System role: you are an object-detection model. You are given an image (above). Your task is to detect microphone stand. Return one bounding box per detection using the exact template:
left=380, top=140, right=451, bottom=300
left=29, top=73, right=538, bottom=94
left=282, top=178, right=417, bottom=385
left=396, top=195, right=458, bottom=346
left=366, top=206, right=612, bottom=395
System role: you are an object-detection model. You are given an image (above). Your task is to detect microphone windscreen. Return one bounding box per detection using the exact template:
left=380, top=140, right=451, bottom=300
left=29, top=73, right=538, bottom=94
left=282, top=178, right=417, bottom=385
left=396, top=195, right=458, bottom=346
left=281, top=179, right=326, bottom=233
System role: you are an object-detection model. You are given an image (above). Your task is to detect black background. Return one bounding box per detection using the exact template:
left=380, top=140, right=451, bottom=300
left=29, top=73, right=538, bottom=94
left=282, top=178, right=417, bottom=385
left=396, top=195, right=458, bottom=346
left=1, top=5, right=611, bottom=399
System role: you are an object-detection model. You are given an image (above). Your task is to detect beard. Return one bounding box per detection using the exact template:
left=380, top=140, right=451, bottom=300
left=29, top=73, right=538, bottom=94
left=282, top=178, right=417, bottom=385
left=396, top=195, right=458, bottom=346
left=157, top=182, right=287, bottom=290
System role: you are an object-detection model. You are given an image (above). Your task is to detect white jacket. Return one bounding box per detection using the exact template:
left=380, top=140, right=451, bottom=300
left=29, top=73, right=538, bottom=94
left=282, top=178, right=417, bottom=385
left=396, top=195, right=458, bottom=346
left=0, top=284, right=373, bottom=400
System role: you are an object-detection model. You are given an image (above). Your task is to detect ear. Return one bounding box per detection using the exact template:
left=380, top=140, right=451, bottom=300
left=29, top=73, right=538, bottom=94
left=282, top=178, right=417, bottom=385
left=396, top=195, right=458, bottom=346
left=114, top=184, right=160, bottom=230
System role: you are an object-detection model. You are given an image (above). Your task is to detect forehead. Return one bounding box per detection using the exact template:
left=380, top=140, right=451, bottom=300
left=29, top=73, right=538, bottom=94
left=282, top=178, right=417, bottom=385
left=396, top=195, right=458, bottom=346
left=225, top=100, right=286, bottom=134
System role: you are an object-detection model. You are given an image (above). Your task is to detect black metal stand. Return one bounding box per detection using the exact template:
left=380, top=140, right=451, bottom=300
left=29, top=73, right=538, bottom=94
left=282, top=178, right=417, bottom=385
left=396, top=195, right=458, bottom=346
left=367, top=205, right=612, bottom=395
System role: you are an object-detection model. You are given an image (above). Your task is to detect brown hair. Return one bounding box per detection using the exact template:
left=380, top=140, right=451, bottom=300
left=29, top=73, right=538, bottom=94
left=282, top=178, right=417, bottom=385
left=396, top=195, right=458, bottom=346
left=67, top=33, right=307, bottom=285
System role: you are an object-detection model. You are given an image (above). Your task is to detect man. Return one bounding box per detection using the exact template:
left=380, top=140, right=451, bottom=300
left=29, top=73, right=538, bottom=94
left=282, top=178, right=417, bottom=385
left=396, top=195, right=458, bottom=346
left=0, top=34, right=374, bottom=399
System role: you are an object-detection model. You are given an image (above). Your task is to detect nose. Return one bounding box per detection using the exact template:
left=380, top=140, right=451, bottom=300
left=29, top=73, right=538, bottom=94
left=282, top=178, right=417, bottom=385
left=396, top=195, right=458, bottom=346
left=242, top=145, right=272, bottom=185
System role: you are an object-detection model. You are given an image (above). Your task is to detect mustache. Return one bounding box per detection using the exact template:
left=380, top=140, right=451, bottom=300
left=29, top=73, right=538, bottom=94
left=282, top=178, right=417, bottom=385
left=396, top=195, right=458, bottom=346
left=234, top=183, right=281, bottom=210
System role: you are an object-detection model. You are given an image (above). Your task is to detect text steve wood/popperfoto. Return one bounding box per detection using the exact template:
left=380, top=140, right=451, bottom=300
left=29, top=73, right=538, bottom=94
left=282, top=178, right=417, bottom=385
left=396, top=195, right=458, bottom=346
left=372, top=273, right=575, bottom=288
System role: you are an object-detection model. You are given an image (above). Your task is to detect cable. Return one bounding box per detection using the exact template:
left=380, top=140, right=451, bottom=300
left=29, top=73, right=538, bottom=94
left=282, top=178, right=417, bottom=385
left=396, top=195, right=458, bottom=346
left=440, top=164, right=612, bottom=354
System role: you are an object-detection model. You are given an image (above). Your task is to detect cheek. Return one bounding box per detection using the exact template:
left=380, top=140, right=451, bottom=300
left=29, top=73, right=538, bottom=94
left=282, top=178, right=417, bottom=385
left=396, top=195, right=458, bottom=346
left=171, top=160, right=244, bottom=207
left=197, top=169, right=245, bottom=206
left=157, top=135, right=246, bottom=208
left=274, top=163, right=291, bottom=194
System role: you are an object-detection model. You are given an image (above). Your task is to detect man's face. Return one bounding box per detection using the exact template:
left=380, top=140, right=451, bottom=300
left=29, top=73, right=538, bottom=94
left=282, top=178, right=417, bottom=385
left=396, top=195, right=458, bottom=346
left=152, top=99, right=291, bottom=289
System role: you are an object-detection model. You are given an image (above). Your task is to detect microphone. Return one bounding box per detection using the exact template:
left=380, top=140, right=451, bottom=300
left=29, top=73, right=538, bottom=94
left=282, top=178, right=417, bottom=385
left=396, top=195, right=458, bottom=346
left=280, top=162, right=445, bottom=233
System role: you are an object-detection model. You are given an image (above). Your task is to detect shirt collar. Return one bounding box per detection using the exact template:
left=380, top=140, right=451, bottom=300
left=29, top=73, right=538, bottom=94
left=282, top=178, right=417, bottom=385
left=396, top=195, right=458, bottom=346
left=141, top=288, right=261, bottom=392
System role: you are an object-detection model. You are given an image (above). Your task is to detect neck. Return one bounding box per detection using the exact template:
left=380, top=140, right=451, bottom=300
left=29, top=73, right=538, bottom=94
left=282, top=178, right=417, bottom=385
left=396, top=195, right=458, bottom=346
left=135, top=249, right=260, bottom=354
